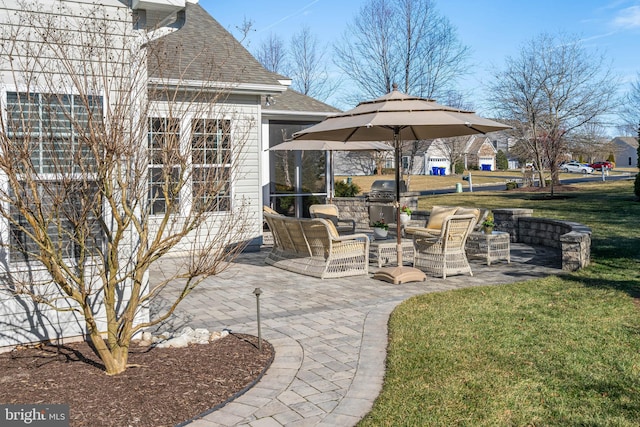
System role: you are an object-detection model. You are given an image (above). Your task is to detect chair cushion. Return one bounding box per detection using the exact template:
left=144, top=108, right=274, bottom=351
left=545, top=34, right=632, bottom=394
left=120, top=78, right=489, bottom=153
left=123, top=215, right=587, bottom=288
left=455, top=207, right=481, bottom=225
left=312, top=212, right=339, bottom=226
left=311, top=205, right=339, bottom=216
left=426, top=206, right=459, bottom=231
left=322, top=218, right=340, bottom=237
left=263, top=205, right=280, bottom=215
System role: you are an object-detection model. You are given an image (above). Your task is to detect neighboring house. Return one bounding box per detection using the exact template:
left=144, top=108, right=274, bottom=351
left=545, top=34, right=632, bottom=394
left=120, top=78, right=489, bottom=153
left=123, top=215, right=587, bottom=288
left=491, top=132, right=521, bottom=169
left=611, top=136, right=639, bottom=168
left=334, top=134, right=498, bottom=177
left=463, top=135, right=497, bottom=171
left=0, top=1, right=334, bottom=348
left=423, top=139, right=451, bottom=175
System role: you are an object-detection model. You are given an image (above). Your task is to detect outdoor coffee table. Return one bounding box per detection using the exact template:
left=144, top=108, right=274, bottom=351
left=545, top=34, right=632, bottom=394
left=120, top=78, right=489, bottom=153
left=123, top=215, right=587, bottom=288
left=369, top=236, right=415, bottom=268
left=466, top=231, right=510, bottom=266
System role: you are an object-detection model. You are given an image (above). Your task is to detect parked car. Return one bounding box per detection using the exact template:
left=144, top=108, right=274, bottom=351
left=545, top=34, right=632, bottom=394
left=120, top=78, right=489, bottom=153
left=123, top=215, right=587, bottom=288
left=589, top=161, right=613, bottom=171
left=560, top=161, right=594, bottom=174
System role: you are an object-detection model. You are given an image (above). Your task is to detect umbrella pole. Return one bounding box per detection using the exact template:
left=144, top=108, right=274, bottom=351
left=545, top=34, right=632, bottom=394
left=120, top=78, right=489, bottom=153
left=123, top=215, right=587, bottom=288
left=373, top=128, right=426, bottom=285
left=327, top=151, right=333, bottom=204
left=394, top=131, right=403, bottom=265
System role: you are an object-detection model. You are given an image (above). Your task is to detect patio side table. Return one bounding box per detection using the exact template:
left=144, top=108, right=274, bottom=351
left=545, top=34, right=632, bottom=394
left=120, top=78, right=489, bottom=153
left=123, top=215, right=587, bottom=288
left=369, top=237, right=415, bottom=268
left=466, top=231, right=510, bottom=266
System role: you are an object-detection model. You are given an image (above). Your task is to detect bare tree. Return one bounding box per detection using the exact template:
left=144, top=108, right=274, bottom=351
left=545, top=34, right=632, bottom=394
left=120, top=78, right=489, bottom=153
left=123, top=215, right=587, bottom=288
left=289, top=26, right=338, bottom=102
left=334, top=0, right=469, bottom=182
left=567, top=123, right=611, bottom=163
left=254, top=32, right=289, bottom=74
left=620, top=73, right=640, bottom=134
left=435, top=137, right=467, bottom=173
left=0, top=3, right=254, bottom=374
left=488, top=33, right=618, bottom=191
left=334, top=0, right=469, bottom=101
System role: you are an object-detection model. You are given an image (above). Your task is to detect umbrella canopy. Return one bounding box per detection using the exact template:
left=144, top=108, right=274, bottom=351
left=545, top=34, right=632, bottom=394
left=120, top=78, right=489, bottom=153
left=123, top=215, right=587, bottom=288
left=291, top=87, right=510, bottom=142
left=290, top=85, right=511, bottom=284
left=270, top=140, right=392, bottom=152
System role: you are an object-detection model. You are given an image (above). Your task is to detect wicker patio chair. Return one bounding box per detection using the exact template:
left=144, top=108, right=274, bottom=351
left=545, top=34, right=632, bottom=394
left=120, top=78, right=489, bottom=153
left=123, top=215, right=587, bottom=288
left=413, top=213, right=477, bottom=279
left=263, top=212, right=369, bottom=279
left=309, top=204, right=356, bottom=234
left=405, top=205, right=481, bottom=237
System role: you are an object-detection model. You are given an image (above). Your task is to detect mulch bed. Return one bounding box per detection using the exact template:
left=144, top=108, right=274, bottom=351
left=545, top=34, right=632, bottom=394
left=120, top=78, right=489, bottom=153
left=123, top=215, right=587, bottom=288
left=510, top=184, right=580, bottom=199
left=0, top=334, right=274, bottom=427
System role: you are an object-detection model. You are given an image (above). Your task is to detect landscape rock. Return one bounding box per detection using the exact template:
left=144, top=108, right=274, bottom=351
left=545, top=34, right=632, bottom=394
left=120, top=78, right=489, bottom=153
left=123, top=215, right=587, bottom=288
left=149, top=327, right=228, bottom=348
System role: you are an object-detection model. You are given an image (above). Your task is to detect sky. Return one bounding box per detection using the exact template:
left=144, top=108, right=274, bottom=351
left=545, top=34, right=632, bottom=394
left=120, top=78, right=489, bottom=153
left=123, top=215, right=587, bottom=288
left=201, top=0, right=640, bottom=118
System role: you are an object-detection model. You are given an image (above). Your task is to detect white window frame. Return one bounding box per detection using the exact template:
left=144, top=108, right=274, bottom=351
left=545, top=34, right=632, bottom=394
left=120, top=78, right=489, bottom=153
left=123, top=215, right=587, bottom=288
left=190, top=117, right=232, bottom=213
left=2, top=89, right=105, bottom=263
left=147, top=113, right=234, bottom=216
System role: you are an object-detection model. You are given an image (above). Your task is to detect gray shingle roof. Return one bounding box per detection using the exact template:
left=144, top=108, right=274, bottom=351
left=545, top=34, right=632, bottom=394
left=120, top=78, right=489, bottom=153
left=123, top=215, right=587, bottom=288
left=147, top=3, right=282, bottom=87
left=264, top=89, right=341, bottom=114
left=612, top=136, right=639, bottom=148
left=466, top=135, right=492, bottom=153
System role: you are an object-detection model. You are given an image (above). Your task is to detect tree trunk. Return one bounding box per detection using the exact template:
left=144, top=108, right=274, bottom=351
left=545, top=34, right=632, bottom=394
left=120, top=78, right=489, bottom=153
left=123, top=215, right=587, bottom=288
left=88, top=330, right=129, bottom=375
left=537, top=169, right=546, bottom=187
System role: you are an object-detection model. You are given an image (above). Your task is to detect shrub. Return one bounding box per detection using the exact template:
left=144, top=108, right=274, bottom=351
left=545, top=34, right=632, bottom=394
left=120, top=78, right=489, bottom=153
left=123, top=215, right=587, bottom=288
left=496, top=150, right=509, bottom=170
left=454, top=161, right=465, bottom=174
left=334, top=180, right=361, bottom=197
left=506, top=181, right=518, bottom=190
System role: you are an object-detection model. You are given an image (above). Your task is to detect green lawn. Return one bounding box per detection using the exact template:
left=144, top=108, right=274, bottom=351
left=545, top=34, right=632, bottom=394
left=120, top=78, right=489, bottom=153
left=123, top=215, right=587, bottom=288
left=338, top=168, right=635, bottom=193
left=359, top=180, right=640, bottom=426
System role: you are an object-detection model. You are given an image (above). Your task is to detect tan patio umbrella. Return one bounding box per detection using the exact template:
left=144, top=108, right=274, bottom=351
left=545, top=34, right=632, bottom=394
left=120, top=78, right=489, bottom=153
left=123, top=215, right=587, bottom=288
left=291, top=84, right=510, bottom=284
left=269, top=139, right=392, bottom=203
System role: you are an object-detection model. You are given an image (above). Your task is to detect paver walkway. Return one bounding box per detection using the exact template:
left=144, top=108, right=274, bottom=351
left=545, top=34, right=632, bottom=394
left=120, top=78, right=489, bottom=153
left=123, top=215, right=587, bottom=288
left=150, top=243, right=561, bottom=427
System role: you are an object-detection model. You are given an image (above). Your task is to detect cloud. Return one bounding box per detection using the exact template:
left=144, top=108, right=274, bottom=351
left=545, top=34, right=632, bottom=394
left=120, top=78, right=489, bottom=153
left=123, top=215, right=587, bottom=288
left=579, top=31, right=618, bottom=43
left=259, top=0, right=321, bottom=33
left=612, top=5, right=640, bottom=28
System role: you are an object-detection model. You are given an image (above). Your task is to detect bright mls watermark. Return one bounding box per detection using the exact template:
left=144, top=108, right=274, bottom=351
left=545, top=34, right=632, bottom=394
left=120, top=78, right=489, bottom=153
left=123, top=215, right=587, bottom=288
left=1, top=404, right=69, bottom=426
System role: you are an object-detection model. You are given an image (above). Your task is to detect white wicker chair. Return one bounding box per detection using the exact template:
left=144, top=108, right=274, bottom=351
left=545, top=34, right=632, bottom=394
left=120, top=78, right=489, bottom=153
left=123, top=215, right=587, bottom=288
left=413, top=214, right=477, bottom=279
left=309, top=204, right=356, bottom=234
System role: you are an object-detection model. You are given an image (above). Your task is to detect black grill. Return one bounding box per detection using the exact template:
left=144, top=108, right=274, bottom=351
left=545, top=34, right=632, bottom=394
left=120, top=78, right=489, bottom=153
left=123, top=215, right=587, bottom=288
left=367, top=180, right=405, bottom=202
left=367, top=180, right=406, bottom=226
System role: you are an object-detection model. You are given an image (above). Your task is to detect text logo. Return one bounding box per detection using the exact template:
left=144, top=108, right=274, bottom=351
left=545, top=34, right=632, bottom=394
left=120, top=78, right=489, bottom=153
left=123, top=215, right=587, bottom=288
left=1, top=405, right=69, bottom=426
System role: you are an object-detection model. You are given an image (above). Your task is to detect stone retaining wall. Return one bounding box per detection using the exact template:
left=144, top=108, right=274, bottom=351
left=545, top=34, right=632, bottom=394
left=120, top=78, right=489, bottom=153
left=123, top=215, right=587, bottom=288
left=493, top=208, right=591, bottom=271
left=333, top=193, right=419, bottom=230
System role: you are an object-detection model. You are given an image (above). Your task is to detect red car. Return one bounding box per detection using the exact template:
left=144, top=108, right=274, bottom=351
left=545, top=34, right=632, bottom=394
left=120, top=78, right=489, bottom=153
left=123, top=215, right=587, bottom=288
left=589, top=161, right=613, bottom=171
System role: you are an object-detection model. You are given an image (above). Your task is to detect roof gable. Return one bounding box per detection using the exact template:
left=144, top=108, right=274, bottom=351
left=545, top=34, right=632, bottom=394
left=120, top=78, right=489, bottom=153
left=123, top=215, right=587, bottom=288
left=465, top=135, right=496, bottom=154
left=611, top=136, right=639, bottom=149
left=147, top=3, right=282, bottom=87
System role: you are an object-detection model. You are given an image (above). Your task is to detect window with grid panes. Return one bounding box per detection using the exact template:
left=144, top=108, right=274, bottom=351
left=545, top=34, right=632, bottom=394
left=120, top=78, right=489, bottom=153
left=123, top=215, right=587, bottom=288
left=148, top=117, right=181, bottom=215
left=5, top=92, right=103, bottom=262
left=190, top=118, right=231, bottom=212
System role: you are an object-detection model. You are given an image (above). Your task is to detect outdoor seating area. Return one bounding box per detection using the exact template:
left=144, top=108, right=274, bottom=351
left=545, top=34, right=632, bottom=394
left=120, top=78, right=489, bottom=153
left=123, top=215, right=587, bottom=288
left=263, top=201, right=595, bottom=282
left=263, top=204, right=506, bottom=280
